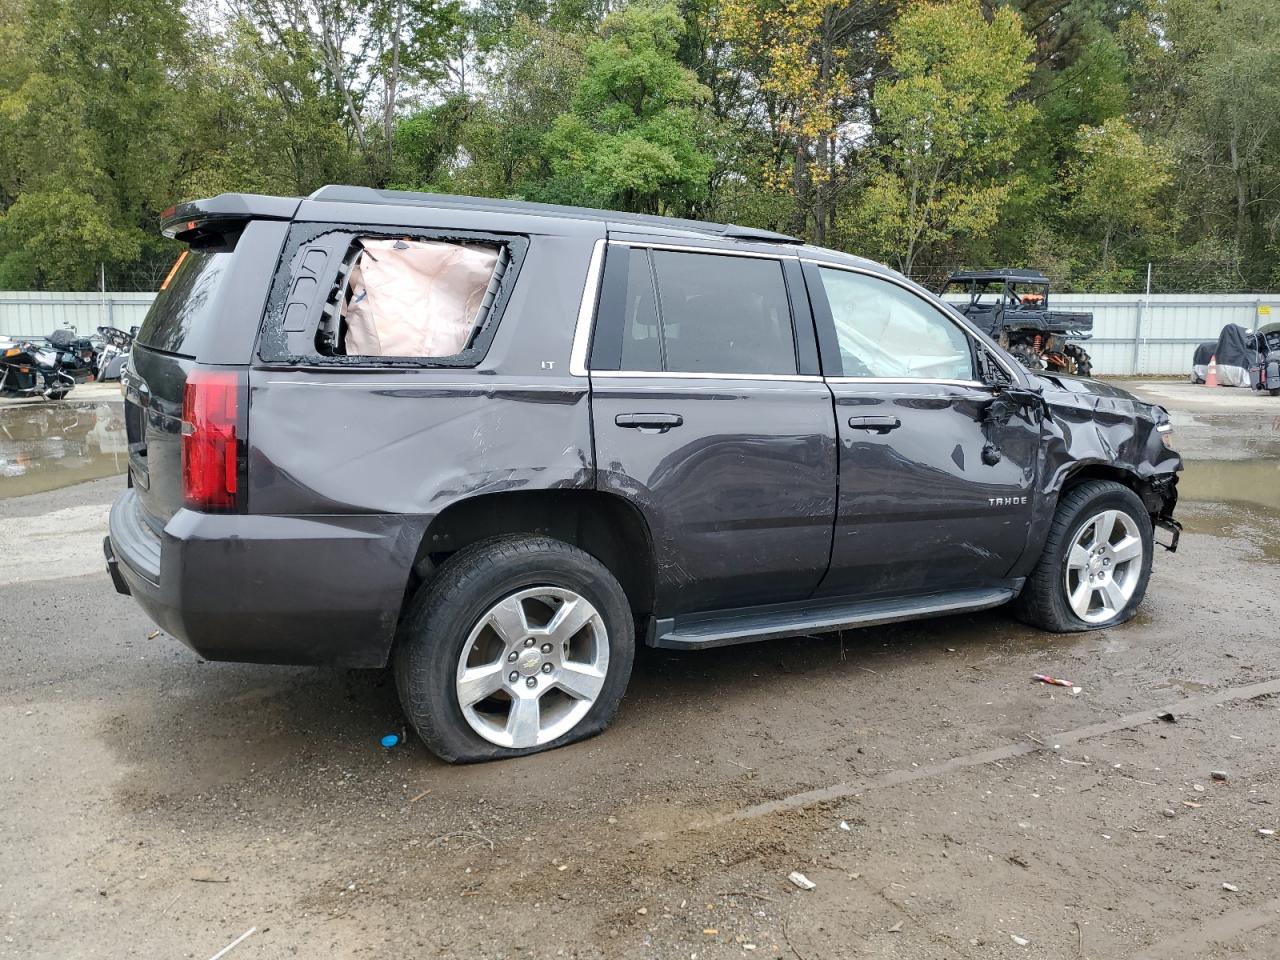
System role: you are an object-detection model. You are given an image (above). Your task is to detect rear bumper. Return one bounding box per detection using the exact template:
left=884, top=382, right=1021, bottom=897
left=103, top=536, right=131, bottom=596
left=106, top=489, right=425, bottom=667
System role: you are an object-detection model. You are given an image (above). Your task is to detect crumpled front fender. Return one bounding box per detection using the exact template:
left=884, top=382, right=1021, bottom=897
left=1008, top=374, right=1182, bottom=575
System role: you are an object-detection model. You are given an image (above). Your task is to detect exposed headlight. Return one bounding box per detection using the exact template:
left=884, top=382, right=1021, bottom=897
left=1154, top=407, right=1174, bottom=448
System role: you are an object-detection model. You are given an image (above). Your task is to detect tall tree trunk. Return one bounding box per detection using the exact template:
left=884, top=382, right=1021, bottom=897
left=812, top=9, right=840, bottom=247
left=1229, top=124, right=1248, bottom=254
left=317, top=3, right=369, bottom=158
left=382, top=0, right=404, bottom=174
left=813, top=132, right=827, bottom=246
left=790, top=141, right=809, bottom=237
left=902, top=172, right=920, bottom=275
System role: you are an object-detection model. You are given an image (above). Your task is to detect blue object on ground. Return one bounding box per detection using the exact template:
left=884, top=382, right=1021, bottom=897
left=381, top=733, right=399, bottom=749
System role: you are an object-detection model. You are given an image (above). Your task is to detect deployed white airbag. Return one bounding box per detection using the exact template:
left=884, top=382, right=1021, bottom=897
left=343, top=238, right=500, bottom=357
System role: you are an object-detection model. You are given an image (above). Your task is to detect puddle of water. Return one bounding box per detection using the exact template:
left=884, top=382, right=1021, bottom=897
left=1179, top=459, right=1280, bottom=513
left=1178, top=501, right=1280, bottom=561
left=1169, top=413, right=1280, bottom=461
left=0, top=401, right=127, bottom=498
left=1176, top=456, right=1280, bottom=561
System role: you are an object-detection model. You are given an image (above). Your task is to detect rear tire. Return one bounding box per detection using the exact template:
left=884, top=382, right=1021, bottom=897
left=394, top=535, right=635, bottom=763
left=1064, top=343, right=1092, bottom=377
left=1013, top=480, right=1153, bottom=632
left=1009, top=342, right=1045, bottom=372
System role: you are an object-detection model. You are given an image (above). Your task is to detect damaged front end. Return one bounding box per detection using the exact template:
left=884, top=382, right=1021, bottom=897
left=1141, top=409, right=1181, bottom=551
left=1029, top=372, right=1183, bottom=553
left=1141, top=472, right=1181, bottom=552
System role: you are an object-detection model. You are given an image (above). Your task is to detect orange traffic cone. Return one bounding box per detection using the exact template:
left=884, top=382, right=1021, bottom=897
left=1206, top=354, right=1218, bottom=387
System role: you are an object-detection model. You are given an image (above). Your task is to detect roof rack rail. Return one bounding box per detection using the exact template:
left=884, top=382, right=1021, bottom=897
left=306, top=185, right=801, bottom=245
left=719, top=224, right=802, bottom=244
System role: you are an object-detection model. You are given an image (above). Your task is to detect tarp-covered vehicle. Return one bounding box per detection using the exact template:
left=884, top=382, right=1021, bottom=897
left=941, top=269, right=1093, bottom=376
left=1189, top=324, right=1255, bottom=387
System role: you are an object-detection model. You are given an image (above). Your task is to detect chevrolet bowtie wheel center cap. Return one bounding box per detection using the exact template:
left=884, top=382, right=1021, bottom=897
left=518, top=649, right=542, bottom=675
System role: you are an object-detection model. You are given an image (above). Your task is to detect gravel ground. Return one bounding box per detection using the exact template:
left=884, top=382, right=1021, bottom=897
left=1, top=380, right=1278, bottom=959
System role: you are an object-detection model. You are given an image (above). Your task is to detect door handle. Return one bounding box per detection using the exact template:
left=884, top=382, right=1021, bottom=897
left=848, top=415, right=901, bottom=434
left=615, top=413, right=683, bottom=433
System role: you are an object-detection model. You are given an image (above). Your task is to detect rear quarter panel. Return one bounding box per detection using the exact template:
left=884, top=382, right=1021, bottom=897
left=230, top=225, right=602, bottom=666
left=246, top=228, right=602, bottom=516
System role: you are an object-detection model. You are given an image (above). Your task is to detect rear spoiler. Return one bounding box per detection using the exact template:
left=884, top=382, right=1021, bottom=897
left=160, top=194, right=302, bottom=241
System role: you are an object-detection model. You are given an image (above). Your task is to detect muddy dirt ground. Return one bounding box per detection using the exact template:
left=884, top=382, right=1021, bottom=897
left=1, top=380, right=1278, bottom=959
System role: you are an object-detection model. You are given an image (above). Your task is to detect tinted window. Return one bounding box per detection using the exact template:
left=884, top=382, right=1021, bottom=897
left=136, top=250, right=232, bottom=357
left=651, top=251, right=796, bottom=375
left=618, top=248, right=662, bottom=371
left=820, top=268, right=973, bottom=381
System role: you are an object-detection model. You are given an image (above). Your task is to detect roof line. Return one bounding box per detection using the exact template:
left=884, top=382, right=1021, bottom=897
left=305, top=185, right=801, bottom=245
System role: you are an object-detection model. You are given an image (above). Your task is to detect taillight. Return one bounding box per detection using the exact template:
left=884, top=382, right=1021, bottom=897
left=182, top=368, right=240, bottom=510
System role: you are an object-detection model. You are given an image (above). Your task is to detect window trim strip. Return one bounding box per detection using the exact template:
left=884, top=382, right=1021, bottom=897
left=610, top=239, right=793, bottom=260
left=824, top=376, right=989, bottom=388
left=591, top=371, right=823, bottom=382
left=569, top=238, right=607, bottom=377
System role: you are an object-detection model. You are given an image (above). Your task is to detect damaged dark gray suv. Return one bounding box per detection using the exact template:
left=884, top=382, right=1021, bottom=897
left=105, top=187, right=1182, bottom=762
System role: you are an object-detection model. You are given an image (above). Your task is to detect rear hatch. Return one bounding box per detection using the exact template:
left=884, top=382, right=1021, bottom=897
left=124, top=196, right=298, bottom=529
left=126, top=249, right=236, bottom=527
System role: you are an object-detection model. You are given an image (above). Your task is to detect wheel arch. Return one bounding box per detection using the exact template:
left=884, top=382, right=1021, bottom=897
left=403, top=489, right=657, bottom=632
left=1057, top=462, right=1175, bottom=517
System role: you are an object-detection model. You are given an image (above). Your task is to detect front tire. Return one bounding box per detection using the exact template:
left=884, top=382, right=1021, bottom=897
left=1013, top=480, right=1153, bottom=632
left=394, top=535, right=635, bottom=763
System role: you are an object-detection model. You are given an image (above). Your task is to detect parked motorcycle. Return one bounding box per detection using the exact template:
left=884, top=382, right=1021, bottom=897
left=1, top=325, right=99, bottom=400
left=93, top=325, right=135, bottom=382
left=1, top=338, right=71, bottom=399
left=48, top=327, right=99, bottom=382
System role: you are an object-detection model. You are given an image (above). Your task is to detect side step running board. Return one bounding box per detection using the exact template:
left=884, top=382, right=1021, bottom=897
left=653, top=586, right=1017, bottom=651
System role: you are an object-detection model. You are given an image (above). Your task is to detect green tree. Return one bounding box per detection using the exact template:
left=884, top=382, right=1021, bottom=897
left=1124, top=0, right=1280, bottom=288
left=1060, top=118, right=1172, bottom=289
left=180, top=19, right=365, bottom=201
left=542, top=2, right=713, bottom=214
left=719, top=0, right=872, bottom=243
left=236, top=0, right=464, bottom=185
left=0, top=0, right=194, bottom=288
left=847, top=0, right=1036, bottom=277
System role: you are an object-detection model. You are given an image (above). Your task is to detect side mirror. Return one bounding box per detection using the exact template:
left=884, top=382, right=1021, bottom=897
left=977, top=348, right=1014, bottom=388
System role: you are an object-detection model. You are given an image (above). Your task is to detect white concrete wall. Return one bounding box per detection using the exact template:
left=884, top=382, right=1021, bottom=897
left=1050, top=294, right=1279, bottom=376
left=0, top=291, right=156, bottom=341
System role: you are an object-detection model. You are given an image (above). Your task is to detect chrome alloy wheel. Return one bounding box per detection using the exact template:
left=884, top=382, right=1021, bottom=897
left=455, top=587, right=609, bottom=748
left=1063, top=509, right=1144, bottom=624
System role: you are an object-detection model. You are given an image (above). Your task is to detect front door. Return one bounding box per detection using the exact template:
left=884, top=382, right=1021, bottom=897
left=803, top=261, right=1041, bottom=600
left=588, top=241, right=837, bottom=617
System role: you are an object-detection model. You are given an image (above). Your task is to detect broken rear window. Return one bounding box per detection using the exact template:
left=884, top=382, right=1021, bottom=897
left=315, top=237, right=509, bottom=359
